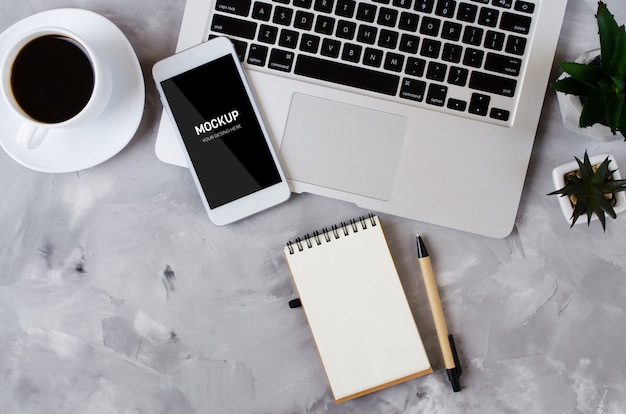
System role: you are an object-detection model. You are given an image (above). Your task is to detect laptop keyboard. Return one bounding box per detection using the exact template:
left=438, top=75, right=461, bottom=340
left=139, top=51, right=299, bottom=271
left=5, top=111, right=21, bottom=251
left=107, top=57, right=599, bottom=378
left=208, top=0, right=538, bottom=126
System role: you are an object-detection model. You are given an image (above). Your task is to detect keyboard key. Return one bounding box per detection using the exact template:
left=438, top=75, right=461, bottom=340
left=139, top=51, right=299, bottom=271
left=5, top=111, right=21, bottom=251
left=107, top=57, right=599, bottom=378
left=378, top=29, right=399, bottom=49
left=384, top=52, right=405, bottom=72
left=500, top=12, right=531, bottom=34
left=252, top=2, right=273, bottom=21
left=485, top=52, right=521, bottom=76
left=315, top=15, right=336, bottom=34
left=469, top=92, right=490, bottom=116
left=484, top=30, right=505, bottom=50
left=356, top=3, right=378, bottom=22
left=363, top=47, right=384, bottom=67
left=336, top=20, right=357, bottom=39
left=426, top=84, right=447, bottom=106
left=414, top=0, right=435, bottom=13
left=492, top=0, right=512, bottom=8
left=300, top=33, right=321, bottom=52
left=435, top=0, right=457, bottom=18
left=393, top=0, right=412, bottom=9
left=247, top=44, right=269, bottom=65
left=211, top=14, right=257, bottom=39
left=294, top=55, right=400, bottom=95
left=447, top=98, right=467, bottom=111
left=505, top=35, right=526, bottom=55
left=420, top=38, right=441, bottom=58
left=293, top=0, right=313, bottom=8
left=490, top=107, right=510, bottom=121
left=442, top=43, right=462, bottom=62
left=279, top=29, right=300, bottom=48
left=400, top=78, right=426, bottom=101
left=463, top=48, right=483, bottom=67
left=478, top=7, right=499, bottom=26
left=336, top=0, right=356, bottom=17
left=462, top=26, right=483, bottom=46
left=216, top=0, right=252, bottom=16
left=230, top=39, right=248, bottom=61
left=273, top=6, right=294, bottom=25
left=469, top=71, right=516, bottom=96
left=320, top=38, right=341, bottom=57
left=405, top=57, right=426, bottom=76
left=357, top=25, right=378, bottom=44
left=314, top=0, right=335, bottom=13
left=420, top=16, right=441, bottom=36
left=442, top=21, right=462, bottom=41
left=258, top=24, right=279, bottom=43
left=426, top=61, right=447, bottom=81
left=514, top=0, right=534, bottom=14
left=457, top=3, right=477, bottom=22
left=447, top=66, right=468, bottom=85
left=378, top=8, right=399, bottom=27
left=399, top=12, right=420, bottom=31
left=342, top=43, right=362, bottom=62
left=399, top=33, right=420, bottom=53
left=294, top=11, right=315, bottom=29
left=269, top=49, right=295, bottom=71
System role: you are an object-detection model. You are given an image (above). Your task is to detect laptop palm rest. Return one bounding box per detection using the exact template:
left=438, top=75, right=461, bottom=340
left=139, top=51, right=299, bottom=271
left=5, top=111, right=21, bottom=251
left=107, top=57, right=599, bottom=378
left=280, top=93, right=407, bottom=201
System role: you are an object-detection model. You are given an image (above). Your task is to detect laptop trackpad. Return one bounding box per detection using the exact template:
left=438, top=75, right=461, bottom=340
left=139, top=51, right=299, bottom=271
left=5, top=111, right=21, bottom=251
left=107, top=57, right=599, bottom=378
left=280, top=93, right=407, bottom=201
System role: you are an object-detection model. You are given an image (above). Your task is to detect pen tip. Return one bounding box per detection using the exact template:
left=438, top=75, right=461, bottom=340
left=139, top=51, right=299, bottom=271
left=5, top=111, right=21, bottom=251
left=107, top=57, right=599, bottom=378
left=415, top=232, right=428, bottom=257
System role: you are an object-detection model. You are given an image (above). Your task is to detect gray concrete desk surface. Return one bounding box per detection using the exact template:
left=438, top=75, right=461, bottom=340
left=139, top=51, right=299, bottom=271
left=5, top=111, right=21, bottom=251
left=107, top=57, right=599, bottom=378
left=1, top=0, right=626, bottom=413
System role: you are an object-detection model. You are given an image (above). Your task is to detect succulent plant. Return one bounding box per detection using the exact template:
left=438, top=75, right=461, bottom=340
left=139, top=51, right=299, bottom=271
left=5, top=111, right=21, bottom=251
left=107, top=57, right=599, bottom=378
left=549, top=151, right=626, bottom=230
left=551, top=1, right=626, bottom=140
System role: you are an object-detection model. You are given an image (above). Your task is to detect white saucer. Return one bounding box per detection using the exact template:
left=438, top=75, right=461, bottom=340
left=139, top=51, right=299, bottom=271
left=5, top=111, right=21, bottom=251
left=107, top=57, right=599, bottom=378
left=0, top=9, right=145, bottom=173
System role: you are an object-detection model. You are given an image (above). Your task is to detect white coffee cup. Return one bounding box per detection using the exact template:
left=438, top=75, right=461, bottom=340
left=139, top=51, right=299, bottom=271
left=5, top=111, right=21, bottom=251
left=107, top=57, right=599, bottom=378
left=0, top=27, right=111, bottom=149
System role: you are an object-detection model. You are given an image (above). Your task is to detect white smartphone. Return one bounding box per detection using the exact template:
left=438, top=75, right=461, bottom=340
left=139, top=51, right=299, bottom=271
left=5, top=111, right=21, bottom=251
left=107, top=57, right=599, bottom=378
left=153, top=37, right=290, bottom=225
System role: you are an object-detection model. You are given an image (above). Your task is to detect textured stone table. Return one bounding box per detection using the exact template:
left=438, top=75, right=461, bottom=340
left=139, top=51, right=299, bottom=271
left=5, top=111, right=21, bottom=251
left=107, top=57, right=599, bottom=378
left=1, top=0, right=626, bottom=412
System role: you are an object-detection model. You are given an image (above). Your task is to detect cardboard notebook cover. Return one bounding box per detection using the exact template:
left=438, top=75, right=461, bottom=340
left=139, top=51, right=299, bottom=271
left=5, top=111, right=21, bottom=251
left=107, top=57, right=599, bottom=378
left=284, top=215, right=432, bottom=403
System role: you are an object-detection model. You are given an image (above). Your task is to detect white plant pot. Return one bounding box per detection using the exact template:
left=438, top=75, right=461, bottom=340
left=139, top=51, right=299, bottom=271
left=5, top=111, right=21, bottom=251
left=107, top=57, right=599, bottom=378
left=555, top=49, right=620, bottom=142
left=552, top=153, right=626, bottom=225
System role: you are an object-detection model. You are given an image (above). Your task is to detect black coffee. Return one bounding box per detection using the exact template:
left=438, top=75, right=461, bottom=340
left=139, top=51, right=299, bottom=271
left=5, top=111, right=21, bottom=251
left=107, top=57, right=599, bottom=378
left=10, top=35, right=95, bottom=124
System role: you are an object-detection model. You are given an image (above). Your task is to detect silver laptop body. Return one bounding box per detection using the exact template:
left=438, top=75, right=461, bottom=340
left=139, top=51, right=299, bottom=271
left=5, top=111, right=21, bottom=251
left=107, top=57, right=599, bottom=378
left=156, top=0, right=568, bottom=238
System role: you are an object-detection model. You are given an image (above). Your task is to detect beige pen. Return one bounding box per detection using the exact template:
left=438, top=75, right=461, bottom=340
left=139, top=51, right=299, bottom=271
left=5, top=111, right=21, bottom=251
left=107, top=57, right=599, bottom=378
left=416, top=233, right=462, bottom=392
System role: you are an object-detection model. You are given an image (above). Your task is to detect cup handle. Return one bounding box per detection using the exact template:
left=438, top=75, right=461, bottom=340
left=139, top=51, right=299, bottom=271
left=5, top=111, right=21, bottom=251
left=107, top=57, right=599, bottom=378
left=17, top=123, right=48, bottom=149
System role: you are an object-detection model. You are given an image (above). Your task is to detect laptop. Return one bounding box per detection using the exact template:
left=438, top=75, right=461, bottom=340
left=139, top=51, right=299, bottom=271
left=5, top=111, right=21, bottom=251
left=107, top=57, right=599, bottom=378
left=155, top=0, right=568, bottom=238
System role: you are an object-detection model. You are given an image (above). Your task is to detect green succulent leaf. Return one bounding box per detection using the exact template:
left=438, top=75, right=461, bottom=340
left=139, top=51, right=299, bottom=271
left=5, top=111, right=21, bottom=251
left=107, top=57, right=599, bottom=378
left=604, top=91, right=624, bottom=132
left=552, top=76, right=598, bottom=97
left=611, top=75, right=626, bottom=93
left=579, top=91, right=608, bottom=127
left=608, top=30, right=626, bottom=75
left=592, top=153, right=612, bottom=179
left=560, top=61, right=604, bottom=85
left=597, top=1, right=620, bottom=68
left=578, top=152, right=594, bottom=180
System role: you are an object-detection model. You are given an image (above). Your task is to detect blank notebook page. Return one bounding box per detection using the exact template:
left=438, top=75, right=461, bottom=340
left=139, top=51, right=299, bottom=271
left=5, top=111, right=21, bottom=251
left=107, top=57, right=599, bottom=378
left=284, top=215, right=431, bottom=403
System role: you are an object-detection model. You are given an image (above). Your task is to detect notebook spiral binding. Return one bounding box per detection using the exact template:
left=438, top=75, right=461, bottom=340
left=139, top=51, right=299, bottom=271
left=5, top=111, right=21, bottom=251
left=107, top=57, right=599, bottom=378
left=286, top=213, right=377, bottom=255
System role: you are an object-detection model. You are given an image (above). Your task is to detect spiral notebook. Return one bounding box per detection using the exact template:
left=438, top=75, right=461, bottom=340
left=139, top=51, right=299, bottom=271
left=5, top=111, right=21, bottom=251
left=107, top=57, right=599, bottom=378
left=284, top=214, right=432, bottom=403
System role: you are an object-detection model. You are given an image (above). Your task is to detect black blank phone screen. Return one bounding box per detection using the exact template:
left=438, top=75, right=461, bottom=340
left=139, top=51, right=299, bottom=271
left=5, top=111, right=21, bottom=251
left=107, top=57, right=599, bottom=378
left=161, top=54, right=282, bottom=208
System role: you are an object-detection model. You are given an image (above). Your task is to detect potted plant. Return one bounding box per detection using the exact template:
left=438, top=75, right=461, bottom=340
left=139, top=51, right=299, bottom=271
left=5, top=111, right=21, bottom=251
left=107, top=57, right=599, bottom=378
left=552, top=1, right=626, bottom=141
left=549, top=151, right=626, bottom=230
